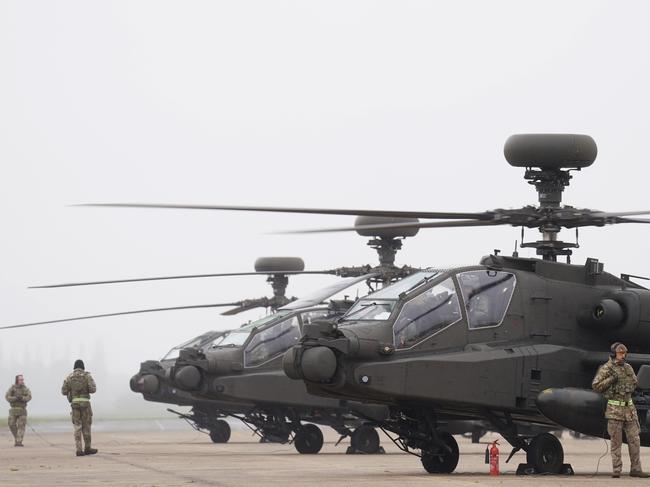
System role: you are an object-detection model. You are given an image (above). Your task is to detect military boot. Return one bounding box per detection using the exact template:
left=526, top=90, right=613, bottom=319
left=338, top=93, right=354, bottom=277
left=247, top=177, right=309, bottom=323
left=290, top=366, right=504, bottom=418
left=84, top=447, right=98, bottom=455
left=76, top=450, right=85, bottom=456
left=14, top=442, right=23, bottom=447
left=630, top=471, right=650, bottom=478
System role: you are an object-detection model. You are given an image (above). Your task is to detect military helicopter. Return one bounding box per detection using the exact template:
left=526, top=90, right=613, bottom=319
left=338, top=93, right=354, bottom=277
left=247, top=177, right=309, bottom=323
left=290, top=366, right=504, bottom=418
left=84, top=134, right=650, bottom=474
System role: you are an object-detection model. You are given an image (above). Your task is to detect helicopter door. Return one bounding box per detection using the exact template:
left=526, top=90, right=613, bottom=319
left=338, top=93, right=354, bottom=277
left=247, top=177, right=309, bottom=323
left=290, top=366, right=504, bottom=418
left=457, top=270, right=519, bottom=344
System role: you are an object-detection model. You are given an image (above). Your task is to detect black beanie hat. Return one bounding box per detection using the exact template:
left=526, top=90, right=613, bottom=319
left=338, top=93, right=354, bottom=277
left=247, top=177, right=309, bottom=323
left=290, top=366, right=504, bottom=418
left=74, top=359, right=85, bottom=370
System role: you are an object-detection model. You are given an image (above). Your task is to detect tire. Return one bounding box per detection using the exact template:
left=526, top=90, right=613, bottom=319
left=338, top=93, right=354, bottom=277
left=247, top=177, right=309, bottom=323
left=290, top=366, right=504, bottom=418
left=351, top=425, right=381, bottom=453
left=209, top=420, right=231, bottom=443
left=294, top=424, right=324, bottom=454
left=526, top=432, right=564, bottom=473
left=421, top=431, right=459, bottom=474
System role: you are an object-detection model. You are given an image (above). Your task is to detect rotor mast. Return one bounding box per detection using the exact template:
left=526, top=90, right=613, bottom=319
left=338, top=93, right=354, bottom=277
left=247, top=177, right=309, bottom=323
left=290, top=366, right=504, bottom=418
left=520, top=167, right=578, bottom=262
left=267, top=273, right=292, bottom=308
left=328, top=216, right=420, bottom=288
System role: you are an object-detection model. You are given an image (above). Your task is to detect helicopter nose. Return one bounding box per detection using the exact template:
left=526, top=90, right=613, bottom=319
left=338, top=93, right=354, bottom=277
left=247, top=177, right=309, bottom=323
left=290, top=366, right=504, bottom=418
left=130, top=374, right=161, bottom=394
left=174, top=365, right=202, bottom=390
left=301, top=346, right=338, bottom=382
left=282, top=347, right=302, bottom=380
left=129, top=374, right=142, bottom=392
left=140, top=374, right=161, bottom=394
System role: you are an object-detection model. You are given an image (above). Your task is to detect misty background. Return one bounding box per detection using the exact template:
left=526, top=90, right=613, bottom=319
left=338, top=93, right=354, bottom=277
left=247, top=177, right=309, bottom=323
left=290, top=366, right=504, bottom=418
left=2, top=1, right=650, bottom=418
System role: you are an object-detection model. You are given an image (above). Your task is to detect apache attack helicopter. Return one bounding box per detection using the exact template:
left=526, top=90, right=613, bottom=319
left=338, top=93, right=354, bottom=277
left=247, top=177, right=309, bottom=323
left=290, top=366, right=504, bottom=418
left=81, top=134, right=650, bottom=474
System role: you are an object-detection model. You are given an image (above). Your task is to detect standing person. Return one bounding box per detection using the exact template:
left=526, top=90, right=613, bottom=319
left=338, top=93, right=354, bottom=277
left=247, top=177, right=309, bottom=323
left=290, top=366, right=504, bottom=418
left=592, top=342, right=649, bottom=478
left=5, top=374, right=31, bottom=446
left=61, top=359, right=98, bottom=456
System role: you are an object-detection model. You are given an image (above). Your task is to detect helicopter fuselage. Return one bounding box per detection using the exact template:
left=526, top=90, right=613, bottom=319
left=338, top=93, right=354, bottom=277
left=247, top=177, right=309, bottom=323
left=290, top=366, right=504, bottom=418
left=285, top=255, right=650, bottom=434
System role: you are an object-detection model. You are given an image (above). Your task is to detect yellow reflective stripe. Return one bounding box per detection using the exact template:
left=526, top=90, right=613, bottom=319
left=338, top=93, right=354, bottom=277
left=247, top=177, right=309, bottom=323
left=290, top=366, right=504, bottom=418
left=71, top=397, right=90, bottom=403
left=608, top=399, right=634, bottom=406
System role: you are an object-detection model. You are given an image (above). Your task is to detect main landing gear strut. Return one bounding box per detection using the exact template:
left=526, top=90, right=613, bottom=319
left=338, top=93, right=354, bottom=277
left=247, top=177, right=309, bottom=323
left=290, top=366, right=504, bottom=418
left=378, top=409, right=460, bottom=473
left=484, top=410, right=573, bottom=475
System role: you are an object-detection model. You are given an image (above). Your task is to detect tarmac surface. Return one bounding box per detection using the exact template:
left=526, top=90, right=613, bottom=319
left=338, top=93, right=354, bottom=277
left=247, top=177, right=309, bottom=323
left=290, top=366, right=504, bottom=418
left=1, top=419, right=649, bottom=486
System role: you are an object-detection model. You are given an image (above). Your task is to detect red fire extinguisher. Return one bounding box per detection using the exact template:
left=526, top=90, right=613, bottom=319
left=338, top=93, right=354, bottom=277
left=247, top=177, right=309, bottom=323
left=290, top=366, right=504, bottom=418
left=489, top=440, right=500, bottom=476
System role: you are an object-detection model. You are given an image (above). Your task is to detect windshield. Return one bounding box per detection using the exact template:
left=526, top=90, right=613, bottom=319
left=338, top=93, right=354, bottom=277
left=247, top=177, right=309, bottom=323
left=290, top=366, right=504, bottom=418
left=244, top=316, right=301, bottom=367
left=342, top=271, right=439, bottom=322
left=393, top=277, right=461, bottom=348
left=202, top=334, right=226, bottom=350
left=217, top=311, right=290, bottom=347
left=161, top=331, right=221, bottom=360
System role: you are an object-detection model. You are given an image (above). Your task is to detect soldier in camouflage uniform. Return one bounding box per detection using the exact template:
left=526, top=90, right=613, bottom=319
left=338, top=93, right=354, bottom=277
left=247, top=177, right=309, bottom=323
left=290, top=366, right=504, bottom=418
left=5, top=374, right=31, bottom=446
left=592, top=342, right=649, bottom=478
left=61, top=359, right=98, bottom=456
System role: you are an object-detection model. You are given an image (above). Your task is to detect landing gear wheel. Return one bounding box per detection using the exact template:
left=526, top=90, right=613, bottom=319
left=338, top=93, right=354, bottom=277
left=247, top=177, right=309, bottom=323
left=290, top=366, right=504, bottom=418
left=421, top=431, right=459, bottom=474
left=209, top=420, right=231, bottom=443
left=351, top=425, right=381, bottom=453
left=526, top=432, right=564, bottom=473
left=294, top=424, right=324, bottom=454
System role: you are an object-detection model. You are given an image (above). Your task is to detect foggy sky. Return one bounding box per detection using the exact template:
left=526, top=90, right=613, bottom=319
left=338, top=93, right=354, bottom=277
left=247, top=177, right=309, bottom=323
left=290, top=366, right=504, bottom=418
left=2, top=1, right=650, bottom=416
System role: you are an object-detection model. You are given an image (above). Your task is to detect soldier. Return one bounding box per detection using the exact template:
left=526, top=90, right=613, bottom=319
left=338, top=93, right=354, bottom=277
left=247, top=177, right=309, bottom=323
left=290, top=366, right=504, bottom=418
left=5, top=374, right=31, bottom=446
left=61, top=359, right=98, bottom=456
left=592, top=342, right=649, bottom=478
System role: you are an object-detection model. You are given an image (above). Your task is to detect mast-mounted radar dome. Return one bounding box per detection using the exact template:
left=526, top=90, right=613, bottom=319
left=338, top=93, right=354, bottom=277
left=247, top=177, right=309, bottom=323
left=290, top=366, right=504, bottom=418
left=254, top=257, right=305, bottom=273
left=504, top=134, right=597, bottom=169
left=354, top=216, right=420, bottom=238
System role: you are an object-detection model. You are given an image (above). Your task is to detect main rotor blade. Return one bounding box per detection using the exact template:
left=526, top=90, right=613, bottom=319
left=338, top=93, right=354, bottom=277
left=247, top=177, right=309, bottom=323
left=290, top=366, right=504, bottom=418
left=0, top=303, right=243, bottom=330
left=593, top=210, right=650, bottom=218
left=30, top=270, right=334, bottom=289
left=613, top=217, right=650, bottom=224
left=221, top=301, right=268, bottom=316
left=276, top=219, right=502, bottom=235
left=77, top=203, right=490, bottom=220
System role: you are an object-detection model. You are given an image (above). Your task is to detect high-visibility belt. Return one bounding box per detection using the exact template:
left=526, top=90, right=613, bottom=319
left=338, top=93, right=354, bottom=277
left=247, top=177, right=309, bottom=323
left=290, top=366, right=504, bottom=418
left=71, top=397, right=90, bottom=403
left=608, top=399, right=634, bottom=406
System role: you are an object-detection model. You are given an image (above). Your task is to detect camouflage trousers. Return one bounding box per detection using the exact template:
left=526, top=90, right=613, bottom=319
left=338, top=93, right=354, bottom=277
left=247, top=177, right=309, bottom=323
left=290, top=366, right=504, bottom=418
left=71, top=403, right=93, bottom=452
left=8, top=411, right=26, bottom=445
left=608, top=418, right=642, bottom=474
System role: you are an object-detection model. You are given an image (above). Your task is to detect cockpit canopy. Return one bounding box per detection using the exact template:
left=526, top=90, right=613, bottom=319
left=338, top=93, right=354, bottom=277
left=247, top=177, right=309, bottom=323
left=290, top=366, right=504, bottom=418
left=393, top=277, right=460, bottom=348
left=243, top=308, right=333, bottom=368
left=457, top=270, right=516, bottom=330
left=339, top=268, right=517, bottom=350
left=161, top=330, right=224, bottom=361
left=216, top=311, right=291, bottom=348
left=342, top=271, right=440, bottom=322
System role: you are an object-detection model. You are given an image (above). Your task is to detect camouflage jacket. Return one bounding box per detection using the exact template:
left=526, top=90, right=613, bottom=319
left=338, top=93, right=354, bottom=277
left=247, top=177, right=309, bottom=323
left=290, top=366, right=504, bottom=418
left=592, top=358, right=638, bottom=421
left=5, top=384, right=32, bottom=413
left=61, top=369, right=96, bottom=405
